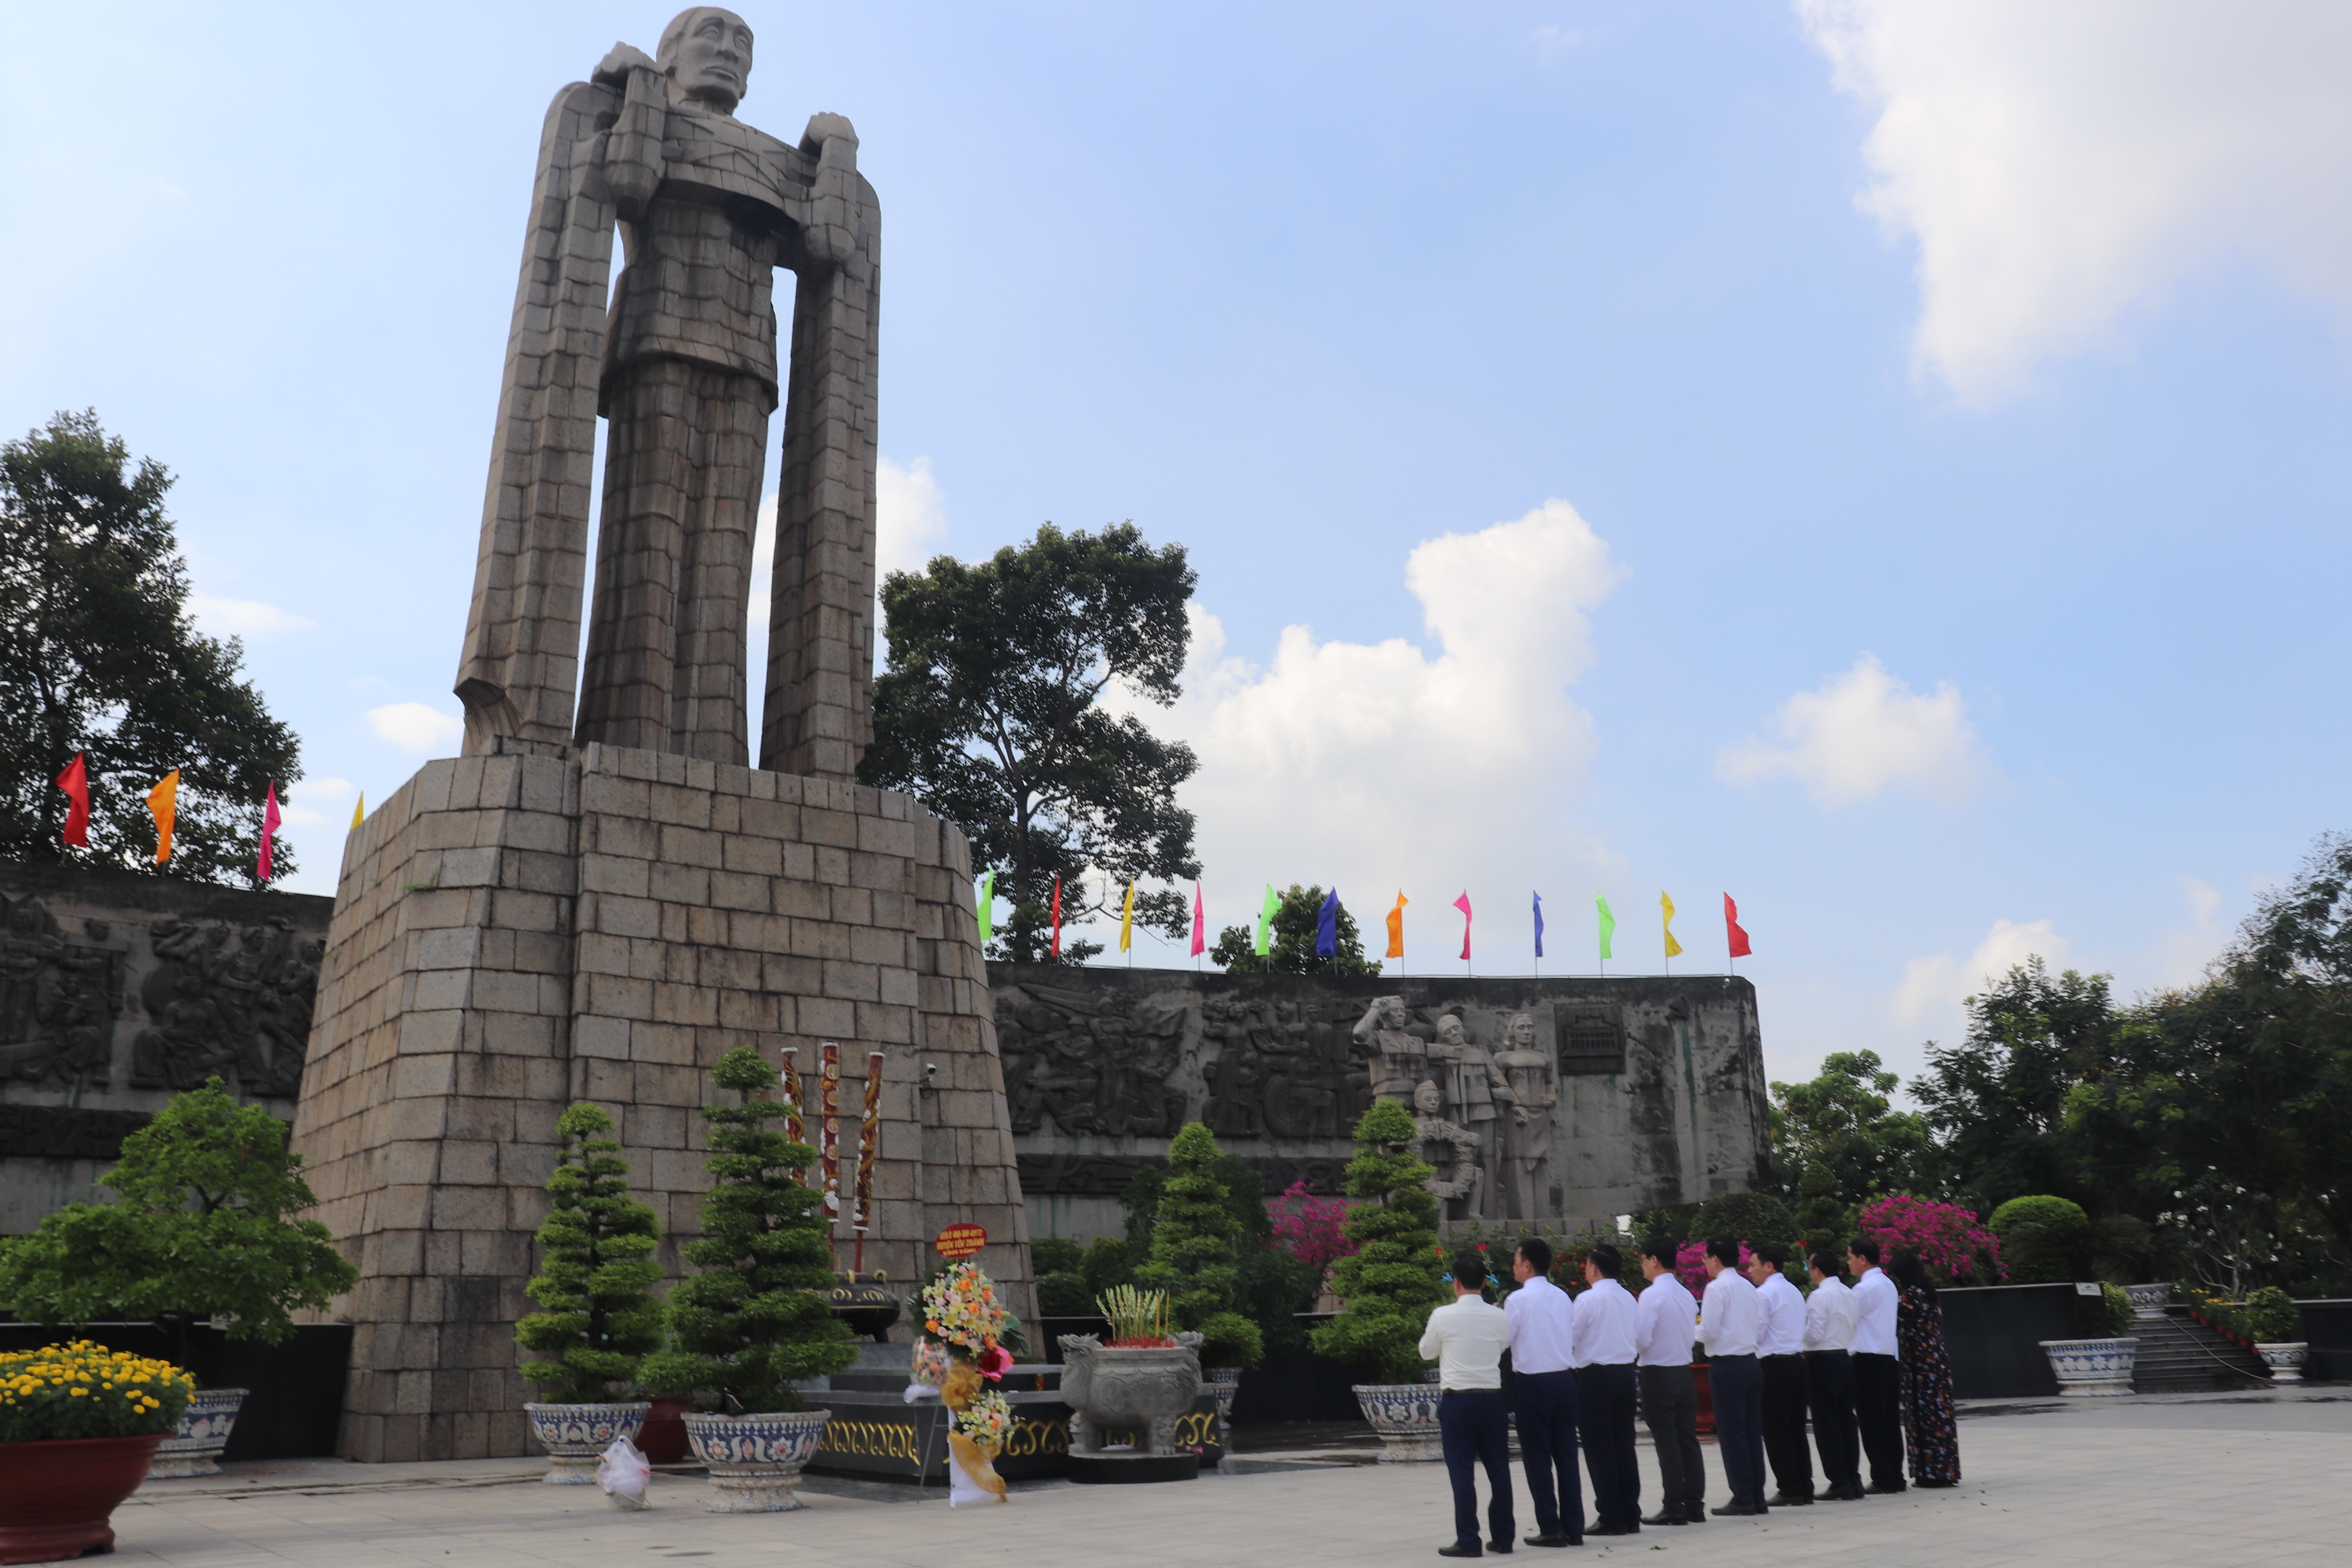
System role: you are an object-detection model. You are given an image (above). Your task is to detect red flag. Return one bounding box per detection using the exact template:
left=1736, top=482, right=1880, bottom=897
left=54, top=753, right=90, bottom=848
left=1189, top=881, right=1206, bottom=957
left=1724, top=893, right=1753, bottom=959
left=1049, top=874, right=1062, bottom=957
left=1454, top=891, right=1473, bottom=960
left=257, top=780, right=283, bottom=883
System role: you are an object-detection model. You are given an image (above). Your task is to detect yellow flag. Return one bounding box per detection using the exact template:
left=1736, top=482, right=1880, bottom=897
left=1386, top=890, right=1407, bottom=959
left=146, top=770, right=180, bottom=864
left=350, top=792, right=365, bottom=831
left=1661, top=891, right=1684, bottom=958
left=1119, top=878, right=1136, bottom=952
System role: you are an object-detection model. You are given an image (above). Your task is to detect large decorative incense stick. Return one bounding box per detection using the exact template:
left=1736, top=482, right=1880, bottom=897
left=819, top=1042, right=842, bottom=1227
left=853, top=1049, right=884, bottom=1272
left=777, top=1045, right=806, bottom=1161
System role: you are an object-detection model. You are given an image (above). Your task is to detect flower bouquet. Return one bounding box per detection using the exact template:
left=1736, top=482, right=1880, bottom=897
left=917, top=1262, right=1016, bottom=1505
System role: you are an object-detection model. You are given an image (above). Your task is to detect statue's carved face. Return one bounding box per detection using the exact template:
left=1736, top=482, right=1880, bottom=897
left=1436, top=1015, right=1466, bottom=1047
left=1505, top=1013, right=1535, bottom=1050
left=1414, top=1080, right=1443, bottom=1114
left=662, top=7, right=754, bottom=112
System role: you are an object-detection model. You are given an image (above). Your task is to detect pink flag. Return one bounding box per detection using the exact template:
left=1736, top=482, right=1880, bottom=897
left=257, top=781, right=282, bottom=882
left=1189, top=881, right=1206, bottom=956
left=1454, top=891, right=1473, bottom=960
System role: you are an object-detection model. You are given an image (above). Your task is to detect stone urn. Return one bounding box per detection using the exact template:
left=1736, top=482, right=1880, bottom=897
left=522, top=1401, right=652, bottom=1483
left=2125, top=1283, right=2173, bottom=1319
left=1352, top=1382, right=1443, bottom=1462
left=148, top=1387, right=249, bottom=1479
left=2039, top=1337, right=2139, bottom=1396
left=2254, top=1342, right=2308, bottom=1383
left=1058, top=1334, right=1203, bottom=1457
left=681, top=1409, right=831, bottom=1512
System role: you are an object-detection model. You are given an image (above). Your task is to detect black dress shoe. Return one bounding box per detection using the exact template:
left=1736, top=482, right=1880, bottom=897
left=1523, top=1534, right=1577, bottom=1548
left=1866, top=1480, right=1907, bottom=1495
left=1438, top=1544, right=1483, bottom=1559
left=1641, top=1509, right=1686, bottom=1527
left=1487, top=1542, right=1514, bottom=1555
left=1590, top=1522, right=1637, bottom=1537
left=1711, top=1502, right=1767, bottom=1517
left=1769, top=1491, right=1815, bottom=1506
left=1679, top=1506, right=1707, bottom=1524
left=1821, top=1483, right=1865, bottom=1501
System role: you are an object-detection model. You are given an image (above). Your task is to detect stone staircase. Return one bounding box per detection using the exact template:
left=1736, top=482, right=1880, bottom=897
left=2132, top=1307, right=2270, bottom=1392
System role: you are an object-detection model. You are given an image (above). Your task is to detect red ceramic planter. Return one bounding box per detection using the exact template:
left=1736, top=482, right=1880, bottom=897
left=0, top=1432, right=167, bottom=1564
left=638, top=1394, right=695, bottom=1465
left=1691, top=1363, right=1716, bottom=1436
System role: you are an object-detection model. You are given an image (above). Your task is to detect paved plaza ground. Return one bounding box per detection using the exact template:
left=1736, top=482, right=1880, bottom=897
left=96, top=1388, right=2350, bottom=1568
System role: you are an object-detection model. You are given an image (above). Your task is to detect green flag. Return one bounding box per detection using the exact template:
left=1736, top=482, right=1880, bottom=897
left=1596, top=893, right=1615, bottom=961
left=1255, top=883, right=1278, bottom=957
left=978, top=870, right=996, bottom=942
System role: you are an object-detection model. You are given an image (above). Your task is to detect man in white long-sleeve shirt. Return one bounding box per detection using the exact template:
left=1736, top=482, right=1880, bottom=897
left=1634, top=1238, right=1704, bottom=1526
left=1569, top=1243, right=1642, bottom=1535
left=1745, top=1243, right=1813, bottom=1505
left=1847, top=1236, right=1905, bottom=1493
left=1504, top=1238, right=1583, bottom=1546
left=1803, top=1249, right=1864, bottom=1500
left=1420, top=1250, right=1515, bottom=1556
left=1698, top=1236, right=1768, bottom=1515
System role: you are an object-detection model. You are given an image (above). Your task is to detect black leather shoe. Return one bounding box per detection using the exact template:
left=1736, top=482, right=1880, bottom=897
left=1711, top=1502, right=1766, bottom=1517
left=1679, top=1506, right=1707, bottom=1524
left=1641, top=1510, right=1685, bottom=1527
left=1523, top=1534, right=1577, bottom=1548
left=1487, top=1542, right=1514, bottom=1555
left=1821, top=1483, right=1865, bottom=1501
left=1438, top=1544, right=1483, bottom=1559
left=1866, top=1480, right=1906, bottom=1495
left=1770, top=1492, right=1815, bottom=1506
left=1589, top=1522, right=1637, bottom=1537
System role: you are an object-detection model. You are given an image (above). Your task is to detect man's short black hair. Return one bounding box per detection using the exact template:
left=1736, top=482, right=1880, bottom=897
left=1453, top=1250, right=1488, bottom=1289
left=1517, top=1237, right=1554, bottom=1275
left=1705, top=1234, right=1740, bottom=1267
left=1849, top=1234, right=1881, bottom=1265
left=1755, top=1242, right=1788, bottom=1270
left=1587, top=1243, right=1623, bottom=1279
left=1809, top=1249, right=1842, bottom=1276
left=1640, top=1236, right=1678, bottom=1268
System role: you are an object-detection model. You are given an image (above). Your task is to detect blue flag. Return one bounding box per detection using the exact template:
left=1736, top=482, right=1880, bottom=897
left=1316, top=887, right=1340, bottom=958
left=1533, top=890, right=1545, bottom=958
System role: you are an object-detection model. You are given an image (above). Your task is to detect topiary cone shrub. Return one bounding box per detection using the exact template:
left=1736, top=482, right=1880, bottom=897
left=1310, top=1100, right=1444, bottom=1384
left=1987, top=1195, right=2090, bottom=1283
left=515, top=1103, right=666, bottom=1403
left=1135, top=1122, right=1263, bottom=1369
left=636, top=1047, right=857, bottom=1412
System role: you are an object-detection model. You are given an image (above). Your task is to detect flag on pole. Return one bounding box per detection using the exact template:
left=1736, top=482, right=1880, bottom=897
left=1532, top=890, right=1544, bottom=959
left=977, top=870, right=995, bottom=942
left=54, top=753, right=89, bottom=848
left=1724, top=893, right=1753, bottom=958
left=1661, top=891, right=1684, bottom=958
left=1454, top=891, right=1473, bottom=962
left=257, top=781, right=282, bottom=883
left=1189, top=882, right=1206, bottom=957
left=1385, top=890, right=1407, bottom=960
left=1316, top=888, right=1340, bottom=958
left=1119, top=879, right=1136, bottom=953
left=1256, top=884, right=1278, bottom=958
left=1049, top=875, right=1062, bottom=957
left=1596, top=894, right=1616, bottom=961
left=350, top=792, right=365, bottom=831
left=146, top=770, right=180, bottom=864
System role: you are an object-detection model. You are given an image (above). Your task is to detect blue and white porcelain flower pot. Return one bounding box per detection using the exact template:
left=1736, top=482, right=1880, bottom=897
left=2038, top=1337, right=2138, bottom=1396
left=1352, top=1383, right=1443, bottom=1462
left=149, top=1388, right=249, bottom=1479
left=2254, top=1342, right=2307, bottom=1383
left=681, top=1409, right=831, bottom=1512
left=522, top=1401, right=652, bottom=1483
left=2125, top=1283, right=2172, bottom=1319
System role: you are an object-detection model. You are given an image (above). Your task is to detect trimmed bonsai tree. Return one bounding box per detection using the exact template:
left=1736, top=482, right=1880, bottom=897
left=0, top=1078, right=356, bottom=1371
left=515, top=1102, right=665, bottom=1404
left=1989, top=1195, right=2091, bottom=1283
left=1135, top=1122, right=1263, bottom=1369
left=637, top=1047, right=857, bottom=1411
left=1310, top=1100, right=1444, bottom=1383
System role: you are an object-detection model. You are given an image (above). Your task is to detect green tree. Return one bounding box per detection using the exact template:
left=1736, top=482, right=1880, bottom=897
left=1791, top=1161, right=1850, bottom=1249
left=514, top=1103, right=666, bottom=1403
left=1987, top=1195, right=2092, bottom=1284
left=1209, top=883, right=1381, bottom=976
left=861, top=521, right=1200, bottom=964
left=0, top=411, right=301, bottom=884
left=0, top=1079, right=356, bottom=1363
left=637, top=1047, right=856, bottom=1410
left=1692, top=1190, right=1800, bottom=1250
left=1118, top=1148, right=1270, bottom=1248
left=1768, top=1050, right=1932, bottom=1212
left=1311, top=1101, right=1445, bottom=1382
left=1134, top=1123, right=1263, bottom=1368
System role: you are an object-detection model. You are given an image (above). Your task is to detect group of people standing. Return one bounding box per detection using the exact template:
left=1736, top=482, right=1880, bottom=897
left=1417, top=1232, right=1959, bottom=1555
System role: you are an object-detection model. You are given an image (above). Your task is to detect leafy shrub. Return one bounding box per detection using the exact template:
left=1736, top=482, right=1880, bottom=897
left=1035, top=1271, right=1094, bottom=1317
left=1080, top=1236, right=1145, bottom=1299
left=1856, top=1194, right=2004, bottom=1286
left=1311, top=1101, right=1445, bottom=1383
left=1135, top=1123, right=1262, bottom=1369
left=1031, top=1237, right=1085, bottom=1275
left=0, top=1341, right=193, bottom=1443
left=514, top=1103, right=665, bottom=1403
left=1989, top=1196, right=2091, bottom=1283
left=2101, top=1283, right=2134, bottom=1338
left=2244, top=1287, right=2301, bottom=1344
left=1692, top=1191, right=1800, bottom=1249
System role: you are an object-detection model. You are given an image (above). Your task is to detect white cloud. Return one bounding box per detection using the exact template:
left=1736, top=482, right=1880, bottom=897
left=276, top=776, right=353, bottom=828
left=1797, top=0, right=2352, bottom=403
left=1718, top=653, right=1991, bottom=806
left=366, top=702, right=464, bottom=756
left=1892, top=916, right=2074, bottom=1031
left=187, top=594, right=315, bottom=637
left=1152, top=500, right=1627, bottom=950
left=749, top=455, right=948, bottom=634
left=2156, top=874, right=2231, bottom=985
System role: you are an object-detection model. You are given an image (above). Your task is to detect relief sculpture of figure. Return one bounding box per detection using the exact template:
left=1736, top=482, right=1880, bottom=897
left=1494, top=1011, right=1558, bottom=1220
left=1353, top=996, right=1428, bottom=1105
left=1412, top=1080, right=1486, bottom=1223
left=1430, top=1013, right=1517, bottom=1178
left=456, top=7, right=881, bottom=780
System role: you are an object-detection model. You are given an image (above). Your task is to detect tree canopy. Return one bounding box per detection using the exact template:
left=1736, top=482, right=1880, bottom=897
left=0, top=411, right=301, bottom=884
left=1209, top=883, right=1381, bottom=975
left=1767, top=1049, right=1931, bottom=1220
left=860, top=521, right=1199, bottom=963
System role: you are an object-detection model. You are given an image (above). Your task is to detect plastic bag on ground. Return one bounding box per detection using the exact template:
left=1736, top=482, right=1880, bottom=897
left=597, top=1434, right=652, bottom=1510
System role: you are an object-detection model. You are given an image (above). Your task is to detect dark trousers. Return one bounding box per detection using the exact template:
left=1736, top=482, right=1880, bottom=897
left=1514, top=1369, right=1584, bottom=1539
left=1637, top=1364, right=1705, bottom=1517
left=1852, top=1352, right=1906, bottom=1490
left=1574, top=1362, right=1640, bottom=1527
left=1805, top=1350, right=1861, bottom=1488
left=1709, top=1354, right=1766, bottom=1507
left=1439, top=1390, right=1515, bottom=1546
left=1760, top=1354, right=1813, bottom=1499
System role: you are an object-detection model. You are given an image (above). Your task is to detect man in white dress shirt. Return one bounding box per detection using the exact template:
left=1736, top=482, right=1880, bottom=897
left=1846, top=1235, right=1906, bottom=1493
left=1504, top=1238, right=1583, bottom=1546
left=1634, top=1238, right=1705, bottom=1526
left=1745, top=1243, right=1813, bottom=1505
left=1569, top=1243, right=1642, bottom=1535
left=1698, top=1236, right=1768, bottom=1515
left=1802, top=1249, right=1864, bottom=1500
left=1421, top=1250, right=1516, bottom=1557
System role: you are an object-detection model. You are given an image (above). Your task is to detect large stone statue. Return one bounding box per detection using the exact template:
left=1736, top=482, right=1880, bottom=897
left=1430, top=1013, right=1516, bottom=1176
left=1353, top=995, right=1428, bottom=1104
left=455, top=6, right=880, bottom=779
left=1413, top=1080, right=1485, bottom=1222
left=1494, top=1011, right=1557, bottom=1220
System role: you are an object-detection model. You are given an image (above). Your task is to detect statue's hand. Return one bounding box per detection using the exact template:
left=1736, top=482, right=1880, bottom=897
left=803, top=110, right=860, bottom=147
left=593, top=42, right=656, bottom=85
left=1513, top=1106, right=1528, bottom=1126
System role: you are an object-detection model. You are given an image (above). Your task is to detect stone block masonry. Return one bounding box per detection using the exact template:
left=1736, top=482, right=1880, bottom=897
left=290, top=739, right=1030, bottom=1463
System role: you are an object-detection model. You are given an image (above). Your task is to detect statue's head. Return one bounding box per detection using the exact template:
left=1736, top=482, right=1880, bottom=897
left=1436, top=1014, right=1466, bottom=1046
left=1413, top=1080, right=1442, bottom=1115
left=658, top=7, right=754, bottom=113
left=1505, top=1012, right=1535, bottom=1050
left=1376, top=996, right=1408, bottom=1027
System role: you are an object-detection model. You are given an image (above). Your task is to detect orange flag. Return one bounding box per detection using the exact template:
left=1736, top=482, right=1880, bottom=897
left=1385, top=891, right=1407, bottom=960
left=147, top=770, right=180, bottom=864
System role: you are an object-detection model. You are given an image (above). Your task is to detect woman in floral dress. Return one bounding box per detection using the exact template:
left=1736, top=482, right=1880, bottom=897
left=1889, top=1250, right=1961, bottom=1486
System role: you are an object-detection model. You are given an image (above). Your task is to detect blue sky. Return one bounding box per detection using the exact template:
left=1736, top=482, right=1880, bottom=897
left=5, top=2, right=2347, bottom=1094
